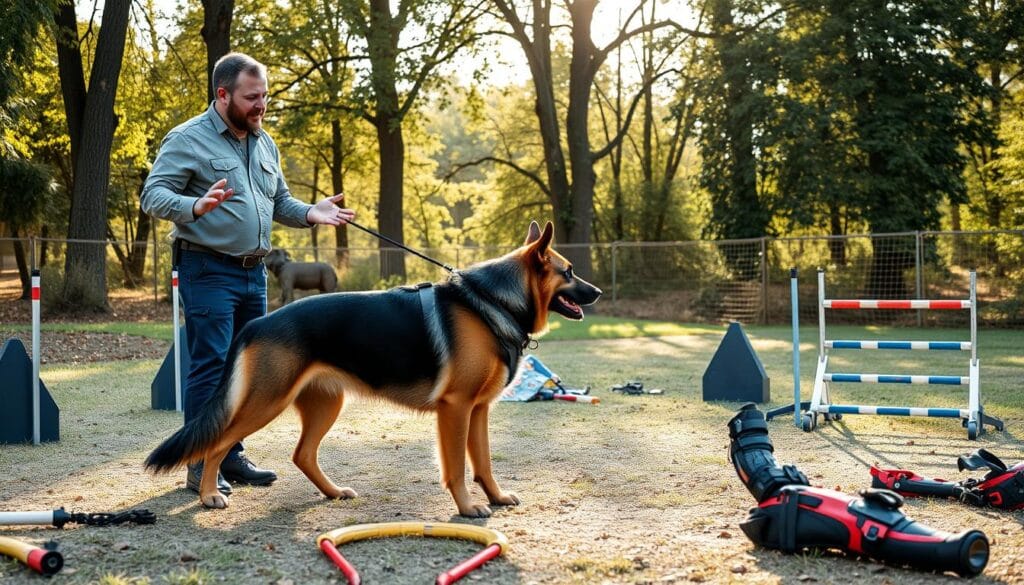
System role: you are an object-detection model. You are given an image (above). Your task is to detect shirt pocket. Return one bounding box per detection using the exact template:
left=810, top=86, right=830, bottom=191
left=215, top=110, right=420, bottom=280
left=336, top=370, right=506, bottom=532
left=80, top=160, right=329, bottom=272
left=259, top=159, right=279, bottom=197
left=210, top=157, right=240, bottom=191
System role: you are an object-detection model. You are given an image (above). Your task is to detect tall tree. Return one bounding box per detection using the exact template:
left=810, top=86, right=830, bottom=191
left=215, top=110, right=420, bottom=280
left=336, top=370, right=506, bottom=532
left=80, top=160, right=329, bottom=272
left=488, top=0, right=689, bottom=277
left=54, top=0, right=131, bottom=309
left=770, top=0, right=988, bottom=296
left=592, top=4, right=699, bottom=242
left=201, top=0, right=235, bottom=101
left=694, top=0, right=781, bottom=278
left=339, top=0, right=488, bottom=280
left=960, top=0, right=1024, bottom=231
left=237, top=0, right=367, bottom=268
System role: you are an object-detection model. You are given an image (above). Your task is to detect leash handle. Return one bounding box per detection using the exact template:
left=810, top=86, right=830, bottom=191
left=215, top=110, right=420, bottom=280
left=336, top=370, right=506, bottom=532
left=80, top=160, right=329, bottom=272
left=346, top=219, right=455, bottom=273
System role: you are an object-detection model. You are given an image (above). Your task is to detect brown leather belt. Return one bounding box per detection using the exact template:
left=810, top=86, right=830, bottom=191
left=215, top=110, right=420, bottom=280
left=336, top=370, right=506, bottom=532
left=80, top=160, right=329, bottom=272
left=177, top=240, right=264, bottom=268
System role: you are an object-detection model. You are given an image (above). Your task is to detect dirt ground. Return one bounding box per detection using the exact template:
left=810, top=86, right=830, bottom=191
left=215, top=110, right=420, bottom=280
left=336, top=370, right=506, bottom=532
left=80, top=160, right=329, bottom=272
left=1, top=277, right=1023, bottom=584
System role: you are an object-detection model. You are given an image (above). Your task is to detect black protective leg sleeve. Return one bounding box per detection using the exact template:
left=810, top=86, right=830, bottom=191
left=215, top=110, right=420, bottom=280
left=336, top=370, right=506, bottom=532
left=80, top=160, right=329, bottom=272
left=728, top=403, right=989, bottom=577
left=869, top=467, right=978, bottom=504
left=871, top=449, right=1024, bottom=510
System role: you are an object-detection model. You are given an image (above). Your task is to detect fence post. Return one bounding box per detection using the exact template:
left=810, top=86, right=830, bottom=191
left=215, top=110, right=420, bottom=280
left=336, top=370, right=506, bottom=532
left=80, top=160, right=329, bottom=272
left=29, top=236, right=37, bottom=271
left=611, top=242, right=618, bottom=309
left=761, top=237, right=768, bottom=325
left=915, top=231, right=923, bottom=327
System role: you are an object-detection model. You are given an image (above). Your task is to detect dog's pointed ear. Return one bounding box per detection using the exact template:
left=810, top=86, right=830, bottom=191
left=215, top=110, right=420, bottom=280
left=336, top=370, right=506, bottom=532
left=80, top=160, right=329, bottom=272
left=525, top=221, right=554, bottom=256
left=525, top=221, right=542, bottom=245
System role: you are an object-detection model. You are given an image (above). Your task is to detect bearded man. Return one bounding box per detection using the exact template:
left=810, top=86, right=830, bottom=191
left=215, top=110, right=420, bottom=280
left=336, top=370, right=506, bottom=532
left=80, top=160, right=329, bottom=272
left=141, top=52, right=355, bottom=495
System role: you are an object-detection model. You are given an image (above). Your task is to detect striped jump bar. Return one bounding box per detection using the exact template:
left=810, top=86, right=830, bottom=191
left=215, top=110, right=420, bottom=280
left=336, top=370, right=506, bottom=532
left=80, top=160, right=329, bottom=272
left=826, top=340, right=971, bottom=351
left=824, top=299, right=970, bottom=309
left=826, top=373, right=968, bottom=385
left=820, top=404, right=967, bottom=418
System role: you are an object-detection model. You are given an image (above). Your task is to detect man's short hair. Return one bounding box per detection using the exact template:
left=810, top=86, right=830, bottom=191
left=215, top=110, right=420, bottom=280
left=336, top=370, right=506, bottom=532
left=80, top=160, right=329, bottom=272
left=212, top=52, right=267, bottom=95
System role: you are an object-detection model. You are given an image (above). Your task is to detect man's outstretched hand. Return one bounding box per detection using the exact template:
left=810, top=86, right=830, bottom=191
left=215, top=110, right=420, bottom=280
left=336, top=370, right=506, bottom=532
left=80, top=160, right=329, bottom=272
left=307, top=193, right=356, bottom=226
left=192, top=178, right=235, bottom=217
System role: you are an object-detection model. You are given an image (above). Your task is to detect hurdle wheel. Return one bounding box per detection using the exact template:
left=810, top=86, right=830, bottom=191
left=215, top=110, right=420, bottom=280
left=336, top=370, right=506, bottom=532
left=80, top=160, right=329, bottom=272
left=967, top=420, right=978, bottom=440
left=801, top=413, right=816, bottom=432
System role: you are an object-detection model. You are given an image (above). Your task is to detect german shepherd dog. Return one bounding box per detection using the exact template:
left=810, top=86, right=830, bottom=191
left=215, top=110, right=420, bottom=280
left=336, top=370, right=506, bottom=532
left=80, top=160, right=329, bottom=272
left=146, top=221, right=601, bottom=517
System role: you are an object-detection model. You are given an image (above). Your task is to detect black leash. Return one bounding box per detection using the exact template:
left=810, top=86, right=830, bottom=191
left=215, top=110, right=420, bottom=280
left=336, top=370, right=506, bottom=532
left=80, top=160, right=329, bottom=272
left=59, top=509, right=157, bottom=527
left=346, top=219, right=456, bottom=273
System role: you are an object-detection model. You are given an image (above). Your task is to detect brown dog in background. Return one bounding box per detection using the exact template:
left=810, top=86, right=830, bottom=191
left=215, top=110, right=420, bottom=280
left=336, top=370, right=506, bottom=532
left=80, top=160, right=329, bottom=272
left=145, top=221, right=601, bottom=517
left=264, top=248, right=337, bottom=304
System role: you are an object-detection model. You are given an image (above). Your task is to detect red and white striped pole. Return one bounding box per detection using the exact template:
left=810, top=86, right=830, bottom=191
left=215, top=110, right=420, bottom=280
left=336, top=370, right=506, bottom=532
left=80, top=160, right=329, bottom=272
left=31, top=269, right=41, bottom=445
left=172, top=269, right=182, bottom=412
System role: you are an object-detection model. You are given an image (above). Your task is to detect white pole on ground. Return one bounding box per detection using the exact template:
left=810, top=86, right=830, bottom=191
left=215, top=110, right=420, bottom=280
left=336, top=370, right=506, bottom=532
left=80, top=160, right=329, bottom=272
left=31, top=269, right=41, bottom=445
left=0, top=511, right=58, bottom=526
left=172, top=269, right=182, bottom=412
left=791, top=268, right=800, bottom=428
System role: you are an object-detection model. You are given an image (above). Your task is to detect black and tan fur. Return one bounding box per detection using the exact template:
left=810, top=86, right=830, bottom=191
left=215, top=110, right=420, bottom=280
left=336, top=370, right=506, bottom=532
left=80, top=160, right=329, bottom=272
left=145, top=221, right=601, bottom=517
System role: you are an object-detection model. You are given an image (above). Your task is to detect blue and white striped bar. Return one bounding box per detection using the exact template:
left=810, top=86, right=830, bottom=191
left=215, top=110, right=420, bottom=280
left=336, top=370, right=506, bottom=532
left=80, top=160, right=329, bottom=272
left=819, top=404, right=967, bottom=418
left=825, top=373, right=968, bottom=385
left=826, top=340, right=971, bottom=351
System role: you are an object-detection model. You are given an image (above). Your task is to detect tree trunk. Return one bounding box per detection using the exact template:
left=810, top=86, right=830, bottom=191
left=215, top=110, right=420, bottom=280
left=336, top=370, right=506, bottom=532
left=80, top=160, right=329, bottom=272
left=39, top=224, right=49, bottom=268
left=201, top=0, right=234, bottom=103
left=53, top=2, right=86, bottom=172
left=59, top=0, right=131, bottom=310
left=310, top=161, right=320, bottom=261
left=828, top=202, right=846, bottom=266
left=126, top=207, right=151, bottom=287
left=125, top=171, right=151, bottom=287
left=376, top=119, right=405, bottom=281
left=504, top=0, right=571, bottom=244
left=709, top=0, right=766, bottom=280
left=562, top=0, right=601, bottom=277
left=12, top=229, right=30, bottom=300
left=367, top=0, right=405, bottom=282
left=330, top=118, right=350, bottom=268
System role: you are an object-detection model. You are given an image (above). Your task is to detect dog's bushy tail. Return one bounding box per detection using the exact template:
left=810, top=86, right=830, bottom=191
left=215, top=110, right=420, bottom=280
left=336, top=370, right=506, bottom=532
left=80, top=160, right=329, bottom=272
left=144, top=336, right=245, bottom=474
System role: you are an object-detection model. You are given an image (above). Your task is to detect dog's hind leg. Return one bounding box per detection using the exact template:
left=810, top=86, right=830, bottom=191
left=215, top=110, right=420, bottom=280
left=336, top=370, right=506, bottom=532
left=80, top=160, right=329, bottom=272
left=199, top=446, right=233, bottom=509
left=468, top=403, right=520, bottom=508
left=292, top=379, right=357, bottom=500
left=437, top=400, right=493, bottom=517
left=198, top=344, right=310, bottom=508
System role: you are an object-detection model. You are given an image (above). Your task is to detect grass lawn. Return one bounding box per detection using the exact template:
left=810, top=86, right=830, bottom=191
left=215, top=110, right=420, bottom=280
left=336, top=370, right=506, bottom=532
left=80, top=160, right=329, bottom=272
left=1, top=317, right=1022, bottom=584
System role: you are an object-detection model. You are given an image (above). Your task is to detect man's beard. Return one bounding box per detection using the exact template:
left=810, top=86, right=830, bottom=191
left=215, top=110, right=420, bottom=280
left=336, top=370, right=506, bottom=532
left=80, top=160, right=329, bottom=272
left=227, top=97, right=262, bottom=133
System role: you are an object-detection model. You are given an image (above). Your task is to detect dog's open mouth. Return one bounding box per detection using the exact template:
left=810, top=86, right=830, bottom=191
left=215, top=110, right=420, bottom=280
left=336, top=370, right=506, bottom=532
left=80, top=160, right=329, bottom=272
left=552, top=294, right=584, bottom=320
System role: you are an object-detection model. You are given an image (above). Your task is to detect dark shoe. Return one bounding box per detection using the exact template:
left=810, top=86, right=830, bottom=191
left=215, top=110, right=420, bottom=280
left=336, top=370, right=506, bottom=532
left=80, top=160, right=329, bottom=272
left=186, top=462, right=232, bottom=495
left=220, top=454, right=277, bottom=486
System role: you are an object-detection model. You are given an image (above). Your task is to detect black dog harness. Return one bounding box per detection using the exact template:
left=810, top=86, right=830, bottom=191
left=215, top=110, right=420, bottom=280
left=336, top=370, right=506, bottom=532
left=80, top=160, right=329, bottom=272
left=407, top=282, right=526, bottom=385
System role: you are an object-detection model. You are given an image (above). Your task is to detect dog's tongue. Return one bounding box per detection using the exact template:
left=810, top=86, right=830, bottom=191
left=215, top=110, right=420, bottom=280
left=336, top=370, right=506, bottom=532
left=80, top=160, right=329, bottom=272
left=559, top=295, right=581, bottom=314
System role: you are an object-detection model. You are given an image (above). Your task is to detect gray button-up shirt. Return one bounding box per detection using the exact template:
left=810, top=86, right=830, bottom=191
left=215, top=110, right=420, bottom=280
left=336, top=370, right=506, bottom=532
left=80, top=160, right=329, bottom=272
left=141, top=102, right=312, bottom=256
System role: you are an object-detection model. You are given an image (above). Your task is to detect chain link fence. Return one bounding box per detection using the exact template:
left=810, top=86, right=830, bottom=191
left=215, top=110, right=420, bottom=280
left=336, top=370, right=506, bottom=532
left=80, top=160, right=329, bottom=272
left=2, top=230, right=1022, bottom=327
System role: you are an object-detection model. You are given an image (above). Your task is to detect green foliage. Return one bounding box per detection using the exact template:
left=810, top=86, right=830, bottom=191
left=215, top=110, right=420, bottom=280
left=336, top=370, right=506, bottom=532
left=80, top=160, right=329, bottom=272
left=0, top=0, right=58, bottom=138
left=0, top=155, right=52, bottom=231
left=697, top=0, right=992, bottom=244
left=695, top=0, right=781, bottom=242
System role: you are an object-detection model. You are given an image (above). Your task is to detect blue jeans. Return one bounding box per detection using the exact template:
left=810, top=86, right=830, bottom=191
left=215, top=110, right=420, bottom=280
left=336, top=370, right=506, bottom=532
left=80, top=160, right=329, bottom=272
left=178, top=248, right=267, bottom=461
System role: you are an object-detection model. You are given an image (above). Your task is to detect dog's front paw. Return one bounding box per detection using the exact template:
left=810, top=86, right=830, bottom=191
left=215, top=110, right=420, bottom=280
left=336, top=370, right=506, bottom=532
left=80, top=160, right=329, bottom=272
left=324, top=486, right=358, bottom=500
left=458, top=503, right=494, bottom=518
left=201, top=492, right=230, bottom=509
left=489, top=491, right=521, bottom=507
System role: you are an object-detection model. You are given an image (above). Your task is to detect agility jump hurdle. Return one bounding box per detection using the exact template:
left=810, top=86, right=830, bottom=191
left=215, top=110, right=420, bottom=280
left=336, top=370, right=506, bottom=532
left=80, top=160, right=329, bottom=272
left=803, top=269, right=1004, bottom=439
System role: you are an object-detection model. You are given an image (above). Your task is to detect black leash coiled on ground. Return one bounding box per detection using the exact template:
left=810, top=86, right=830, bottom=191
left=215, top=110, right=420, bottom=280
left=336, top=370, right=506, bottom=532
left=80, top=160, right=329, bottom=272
left=54, top=508, right=156, bottom=528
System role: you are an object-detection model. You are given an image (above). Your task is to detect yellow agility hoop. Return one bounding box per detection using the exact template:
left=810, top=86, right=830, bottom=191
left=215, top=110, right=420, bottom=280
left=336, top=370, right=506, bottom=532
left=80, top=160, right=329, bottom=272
left=317, top=522, right=509, bottom=585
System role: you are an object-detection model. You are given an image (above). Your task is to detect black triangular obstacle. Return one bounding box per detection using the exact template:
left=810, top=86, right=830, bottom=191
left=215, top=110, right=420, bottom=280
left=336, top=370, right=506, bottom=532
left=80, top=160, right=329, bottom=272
left=702, top=321, right=770, bottom=402
left=151, top=326, right=190, bottom=411
left=0, top=338, right=59, bottom=443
